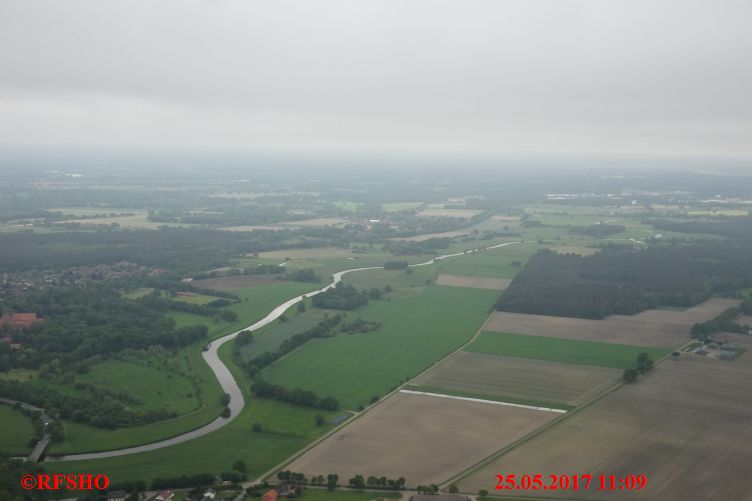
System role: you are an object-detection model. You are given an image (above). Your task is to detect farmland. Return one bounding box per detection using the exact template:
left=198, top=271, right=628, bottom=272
left=191, top=275, right=286, bottom=290
left=410, top=351, right=621, bottom=408
left=485, top=298, right=738, bottom=348
left=466, top=332, right=669, bottom=369
left=285, top=391, right=558, bottom=486
left=262, top=286, right=500, bottom=409
left=456, top=334, right=752, bottom=500
left=435, top=274, right=511, bottom=290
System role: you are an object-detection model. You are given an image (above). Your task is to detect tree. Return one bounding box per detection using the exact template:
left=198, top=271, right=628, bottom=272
left=623, top=368, right=639, bottom=383
left=449, top=484, right=459, bottom=494
left=315, top=414, right=325, bottom=426
left=671, top=351, right=681, bottom=361
left=297, top=301, right=306, bottom=313
left=236, top=330, right=253, bottom=346
left=251, top=422, right=262, bottom=432
left=220, top=393, right=231, bottom=406
left=233, top=460, right=247, bottom=473
left=479, top=489, right=489, bottom=497
left=349, top=474, right=365, bottom=489
left=326, top=474, right=339, bottom=490
left=221, top=407, right=231, bottom=418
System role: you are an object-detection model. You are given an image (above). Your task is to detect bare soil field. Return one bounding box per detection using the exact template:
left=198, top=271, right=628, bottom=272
left=487, top=298, right=738, bottom=348
left=491, top=215, right=521, bottom=222
left=257, top=247, right=357, bottom=259
left=457, top=334, right=752, bottom=500
left=285, top=391, right=557, bottom=486
left=411, top=352, right=620, bottom=407
left=417, top=209, right=482, bottom=219
left=191, top=275, right=285, bottom=291
left=391, top=230, right=471, bottom=242
left=278, top=217, right=349, bottom=227
left=436, top=274, right=511, bottom=290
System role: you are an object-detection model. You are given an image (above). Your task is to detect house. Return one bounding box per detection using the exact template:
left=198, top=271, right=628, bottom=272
left=201, top=489, right=217, bottom=501
left=0, top=312, right=41, bottom=330
left=261, top=489, right=279, bottom=501
left=107, top=491, right=127, bottom=501
left=155, top=490, right=174, bottom=501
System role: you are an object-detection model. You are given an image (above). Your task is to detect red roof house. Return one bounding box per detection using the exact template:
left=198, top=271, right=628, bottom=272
left=0, top=313, right=40, bottom=330
left=261, top=489, right=279, bottom=501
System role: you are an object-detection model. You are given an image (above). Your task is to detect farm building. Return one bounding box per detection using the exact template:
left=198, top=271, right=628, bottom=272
left=261, top=489, right=278, bottom=501
left=0, top=312, right=40, bottom=330
left=155, top=491, right=174, bottom=501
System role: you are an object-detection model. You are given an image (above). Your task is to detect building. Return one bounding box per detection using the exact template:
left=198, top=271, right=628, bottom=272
left=201, top=489, right=216, bottom=501
left=261, top=489, right=279, bottom=501
left=155, top=490, right=175, bottom=501
left=107, top=491, right=127, bottom=501
left=0, top=312, right=41, bottom=330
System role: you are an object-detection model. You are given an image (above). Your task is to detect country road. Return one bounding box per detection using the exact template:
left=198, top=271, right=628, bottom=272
left=46, top=241, right=521, bottom=462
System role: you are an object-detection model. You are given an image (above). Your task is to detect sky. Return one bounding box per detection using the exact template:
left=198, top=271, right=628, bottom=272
left=1, top=0, right=751, bottom=158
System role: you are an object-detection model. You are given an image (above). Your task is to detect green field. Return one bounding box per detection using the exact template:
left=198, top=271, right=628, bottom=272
left=48, top=348, right=224, bottom=454
left=466, top=332, right=669, bottom=369
left=0, top=404, right=36, bottom=455
left=382, top=202, right=423, bottom=212
left=433, top=243, right=540, bottom=279
left=298, top=489, right=403, bottom=501
left=47, top=343, right=339, bottom=484
left=263, top=286, right=500, bottom=409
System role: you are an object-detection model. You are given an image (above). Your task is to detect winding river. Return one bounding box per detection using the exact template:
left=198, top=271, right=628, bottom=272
left=47, top=241, right=520, bottom=461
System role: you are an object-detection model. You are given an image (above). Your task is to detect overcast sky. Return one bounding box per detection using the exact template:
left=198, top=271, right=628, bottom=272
left=1, top=0, right=751, bottom=158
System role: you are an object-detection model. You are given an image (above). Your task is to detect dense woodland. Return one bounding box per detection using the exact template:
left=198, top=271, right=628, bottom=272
left=311, top=283, right=369, bottom=310
left=498, top=243, right=752, bottom=319
left=0, top=285, right=208, bottom=371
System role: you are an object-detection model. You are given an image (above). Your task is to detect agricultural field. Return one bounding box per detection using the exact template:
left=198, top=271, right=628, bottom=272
left=0, top=403, right=36, bottom=455
left=417, top=209, right=482, bottom=219
left=456, top=334, right=752, bottom=500
left=258, top=247, right=358, bottom=259
left=432, top=243, right=540, bottom=279
left=262, top=286, right=500, bottom=409
left=391, top=229, right=472, bottom=242
left=486, top=298, right=738, bottom=348
left=297, top=489, right=402, bottom=501
left=410, top=351, right=621, bottom=408
left=466, top=332, right=668, bottom=369
left=278, top=217, right=349, bottom=227
left=285, top=391, right=559, bottom=486
left=382, top=202, right=423, bottom=212
left=435, top=274, right=510, bottom=290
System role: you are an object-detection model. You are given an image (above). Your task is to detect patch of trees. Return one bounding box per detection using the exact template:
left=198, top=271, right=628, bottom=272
left=312, top=283, right=368, bottom=310
left=340, top=318, right=381, bottom=334
left=285, top=268, right=320, bottom=283
left=651, top=216, right=752, bottom=241
left=151, top=473, right=217, bottom=491
left=5, top=285, right=208, bottom=369
left=250, top=378, right=340, bottom=410
left=384, top=260, right=408, bottom=270
left=498, top=243, right=752, bottom=319
left=569, top=223, right=626, bottom=237
left=623, top=352, right=656, bottom=383
left=0, top=380, right=176, bottom=429
left=137, top=292, right=237, bottom=322
left=690, top=299, right=752, bottom=337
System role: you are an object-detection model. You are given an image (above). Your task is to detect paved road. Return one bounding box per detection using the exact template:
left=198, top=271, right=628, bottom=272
left=45, top=241, right=521, bottom=462
left=0, top=397, right=53, bottom=462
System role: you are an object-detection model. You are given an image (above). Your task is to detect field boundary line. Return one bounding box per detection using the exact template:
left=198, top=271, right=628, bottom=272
left=443, top=329, right=713, bottom=492
left=398, top=389, right=568, bottom=413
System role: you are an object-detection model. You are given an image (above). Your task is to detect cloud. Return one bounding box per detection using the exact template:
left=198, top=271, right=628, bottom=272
left=1, top=0, right=751, bottom=157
